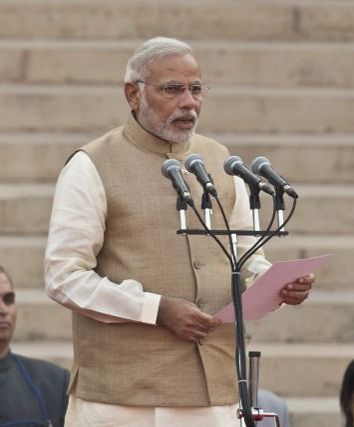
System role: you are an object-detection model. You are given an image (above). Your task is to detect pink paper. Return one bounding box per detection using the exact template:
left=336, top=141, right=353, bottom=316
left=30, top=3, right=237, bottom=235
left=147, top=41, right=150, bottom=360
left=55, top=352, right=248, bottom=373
left=214, top=254, right=331, bottom=322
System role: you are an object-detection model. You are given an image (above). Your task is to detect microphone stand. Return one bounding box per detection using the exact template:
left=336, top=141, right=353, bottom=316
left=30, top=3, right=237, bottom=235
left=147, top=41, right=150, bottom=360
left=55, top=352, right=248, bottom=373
left=173, top=194, right=296, bottom=427
left=201, top=191, right=213, bottom=230
left=249, top=188, right=262, bottom=232
left=177, top=196, right=188, bottom=235
left=247, top=351, right=281, bottom=427
left=249, top=351, right=261, bottom=408
left=275, top=190, right=286, bottom=232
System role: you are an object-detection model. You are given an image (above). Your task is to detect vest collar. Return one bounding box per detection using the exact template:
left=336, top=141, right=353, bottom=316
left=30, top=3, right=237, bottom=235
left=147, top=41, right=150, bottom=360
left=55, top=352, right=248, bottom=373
left=124, top=113, right=192, bottom=155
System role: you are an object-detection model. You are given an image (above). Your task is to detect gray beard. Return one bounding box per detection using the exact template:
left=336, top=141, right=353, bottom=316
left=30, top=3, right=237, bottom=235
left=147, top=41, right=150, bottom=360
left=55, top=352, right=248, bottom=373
left=136, top=93, right=198, bottom=144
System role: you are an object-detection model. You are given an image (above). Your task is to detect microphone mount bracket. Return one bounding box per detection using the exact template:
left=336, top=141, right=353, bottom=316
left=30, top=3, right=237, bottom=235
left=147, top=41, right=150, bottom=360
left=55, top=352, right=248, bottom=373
left=176, top=229, right=288, bottom=237
left=275, top=190, right=286, bottom=211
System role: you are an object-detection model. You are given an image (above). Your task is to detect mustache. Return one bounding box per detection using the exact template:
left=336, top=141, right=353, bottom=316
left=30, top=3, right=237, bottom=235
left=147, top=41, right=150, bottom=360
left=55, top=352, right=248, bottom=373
left=167, top=110, right=198, bottom=124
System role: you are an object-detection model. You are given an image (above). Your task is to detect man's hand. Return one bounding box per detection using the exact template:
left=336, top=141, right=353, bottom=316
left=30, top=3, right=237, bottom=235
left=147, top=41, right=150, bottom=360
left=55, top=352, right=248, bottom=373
left=279, top=273, right=315, bottom=305
left=157, top=296, right=222, bottom=342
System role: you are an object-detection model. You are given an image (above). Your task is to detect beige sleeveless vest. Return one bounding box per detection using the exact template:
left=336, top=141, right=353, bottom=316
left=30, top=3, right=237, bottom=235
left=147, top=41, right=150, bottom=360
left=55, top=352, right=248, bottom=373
left=69, top=114, right=240, bottom=406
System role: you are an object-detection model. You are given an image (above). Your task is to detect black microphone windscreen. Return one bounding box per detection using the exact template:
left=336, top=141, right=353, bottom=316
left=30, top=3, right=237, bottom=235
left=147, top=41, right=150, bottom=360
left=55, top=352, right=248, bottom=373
left=223, top=156, right=243, bottom=175
left=161, top=159, right=180, bottom=177
left=185, top=154, right=203, bottom=172
left=251, top=156, right=270, bottom=175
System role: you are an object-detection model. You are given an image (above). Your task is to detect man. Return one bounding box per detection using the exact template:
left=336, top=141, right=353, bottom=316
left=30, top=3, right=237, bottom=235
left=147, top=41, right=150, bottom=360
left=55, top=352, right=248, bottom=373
left=45, top=37, right=314, bottom=426
left=0, top=265, right=69, bottom=427
left=340, top=360, right=354, bottom=427
left=258, top=389, right=291, bottom=427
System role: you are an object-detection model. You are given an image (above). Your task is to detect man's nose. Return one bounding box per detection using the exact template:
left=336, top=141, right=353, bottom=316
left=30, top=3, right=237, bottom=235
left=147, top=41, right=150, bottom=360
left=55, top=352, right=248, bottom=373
left=178, top=88, right=200, bottom=109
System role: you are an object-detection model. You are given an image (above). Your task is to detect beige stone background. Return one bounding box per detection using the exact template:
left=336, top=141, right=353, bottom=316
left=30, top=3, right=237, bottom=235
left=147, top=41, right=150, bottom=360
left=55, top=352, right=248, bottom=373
left=0, top=1, right=354, bottom=426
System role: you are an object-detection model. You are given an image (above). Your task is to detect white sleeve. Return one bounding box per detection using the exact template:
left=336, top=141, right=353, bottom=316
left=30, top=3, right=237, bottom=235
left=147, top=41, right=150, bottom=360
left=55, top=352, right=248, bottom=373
left=229, top=176, right=272, bottom=288
left=44, top=151, right=161, bottom=324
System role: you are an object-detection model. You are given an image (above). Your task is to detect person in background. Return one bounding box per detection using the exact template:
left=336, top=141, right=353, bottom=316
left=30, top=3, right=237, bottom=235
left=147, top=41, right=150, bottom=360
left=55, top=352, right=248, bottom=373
left=258, top=389, right=291, bottom=427
left=340, top=360, right=354, bottom=427
left=45, top=36, right=315, bottom=427
left=0, top=265, right=69, bottom=427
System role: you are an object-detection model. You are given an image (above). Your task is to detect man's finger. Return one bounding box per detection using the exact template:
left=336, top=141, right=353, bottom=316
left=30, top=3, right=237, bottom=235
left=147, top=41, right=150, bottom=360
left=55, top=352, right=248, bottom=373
left=194, top=330, right=208, bottom=340
left=282, top=290, right=310, bottom=305
left=194, top=313, right=222, bottom=329
left=284, top=282, right=312, bottom=292
left=295, top=273, right=315, bottom=285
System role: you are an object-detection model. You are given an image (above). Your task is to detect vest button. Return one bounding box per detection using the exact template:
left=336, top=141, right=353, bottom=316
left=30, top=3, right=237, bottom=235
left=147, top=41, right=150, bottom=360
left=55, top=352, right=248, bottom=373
left=193, top=261, right=202, bottom=269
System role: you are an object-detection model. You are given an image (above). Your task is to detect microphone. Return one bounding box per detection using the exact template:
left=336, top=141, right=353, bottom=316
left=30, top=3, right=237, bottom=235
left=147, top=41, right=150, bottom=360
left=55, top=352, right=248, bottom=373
left=161, top=159, right=194, bottom=206
left=251, top=157, right=298, bottom=199
left=223, top=156, right=274, bottom=196
left=185, top=154, right=217, bottom=197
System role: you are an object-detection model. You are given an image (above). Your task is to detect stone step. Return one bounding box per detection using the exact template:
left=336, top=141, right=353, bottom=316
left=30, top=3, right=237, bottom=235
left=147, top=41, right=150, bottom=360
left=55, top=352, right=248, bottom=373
left=0, top=236, right=46, bottom=289
left=260, top=184, right=354, bottom=236
left=250, top=343, right=354, bottom=397
left=13, top=288, right=354, bottom=343
left=1, top=183, right=353, bottom=235
left=0, top=132, right=87, bottom=183
left=0, top=184, right=53, bottom=234
left=1, top=235, right=352, bottom=292
left=0, top=84, right=124, bottom=133
left=247, top=290, right=354, bottom=343
left=266, top=235, right=354, bottom=292
left=1, top=0, right=354, bottom=42
left=1, top=85, right=354, bottom=134
left=1, top=132, right=353, bottom=184
left=287, top=397, right=342, bottom=427
left=11, top=339, right=353, bottom=399
left=223, top=134, right=354, bottom=185
left=2, top=40, right=354, bottom=88
left=14, top=289, right=71, bottom=342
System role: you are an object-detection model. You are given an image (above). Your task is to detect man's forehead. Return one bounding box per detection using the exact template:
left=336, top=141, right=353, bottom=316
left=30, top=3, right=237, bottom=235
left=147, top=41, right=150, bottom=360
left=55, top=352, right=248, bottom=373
left=145, top=53, right=201, bottom=82
left=0, top=273, right=12, bottom=293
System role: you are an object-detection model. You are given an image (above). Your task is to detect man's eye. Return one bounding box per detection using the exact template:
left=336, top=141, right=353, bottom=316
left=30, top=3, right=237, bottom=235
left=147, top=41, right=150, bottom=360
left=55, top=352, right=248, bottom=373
left=190, top=85, right=202, bottom=94
left=164, top=85, right=183, bottom=95
left=3, top=292, right=15, bottom=306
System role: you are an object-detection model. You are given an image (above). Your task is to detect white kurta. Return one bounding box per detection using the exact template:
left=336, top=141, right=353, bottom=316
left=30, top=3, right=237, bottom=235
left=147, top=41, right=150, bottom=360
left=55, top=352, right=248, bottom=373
left=65, top=395, right=247, bottom=427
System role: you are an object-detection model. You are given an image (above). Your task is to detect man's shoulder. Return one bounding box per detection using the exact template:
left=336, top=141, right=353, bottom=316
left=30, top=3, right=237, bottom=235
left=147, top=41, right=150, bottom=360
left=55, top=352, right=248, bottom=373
left=13, top=353, right=69, bottom=380
left=64, top=126, right=124, bottom=167
left=66, top=125, right=125, bottom=167
left=83, top=125, right=124, bottom=152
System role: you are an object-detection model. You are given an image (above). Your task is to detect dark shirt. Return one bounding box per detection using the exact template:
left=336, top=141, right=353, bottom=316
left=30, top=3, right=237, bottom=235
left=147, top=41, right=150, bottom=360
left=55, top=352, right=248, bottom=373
left=0, top=352, right=69, bottom=427
left=258, top=389, right=291, bottom=427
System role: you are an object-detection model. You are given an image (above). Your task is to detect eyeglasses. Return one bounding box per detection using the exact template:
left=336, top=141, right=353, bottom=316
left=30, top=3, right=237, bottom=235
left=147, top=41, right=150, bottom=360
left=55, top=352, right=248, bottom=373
left=135, top=80, right=210, bottom=100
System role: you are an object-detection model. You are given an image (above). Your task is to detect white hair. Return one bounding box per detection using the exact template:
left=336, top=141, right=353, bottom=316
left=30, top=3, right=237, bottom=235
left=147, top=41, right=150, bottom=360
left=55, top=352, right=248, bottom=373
left=124, top=37, right=193, bottom=82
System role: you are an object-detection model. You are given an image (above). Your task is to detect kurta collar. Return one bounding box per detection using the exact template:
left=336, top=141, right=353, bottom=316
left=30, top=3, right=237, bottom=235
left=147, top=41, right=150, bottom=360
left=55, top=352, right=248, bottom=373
left=124, top=113, right=192, bottom=156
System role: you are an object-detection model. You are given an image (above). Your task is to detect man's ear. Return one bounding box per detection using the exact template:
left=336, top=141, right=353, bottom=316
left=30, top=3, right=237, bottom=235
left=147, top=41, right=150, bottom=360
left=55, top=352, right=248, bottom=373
left=124, top=82, right=141, bottom=111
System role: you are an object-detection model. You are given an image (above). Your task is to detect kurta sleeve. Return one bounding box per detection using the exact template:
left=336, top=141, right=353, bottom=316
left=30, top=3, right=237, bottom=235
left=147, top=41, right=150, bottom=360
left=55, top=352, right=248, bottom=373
left=45, top=151, right=161, bottom=324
